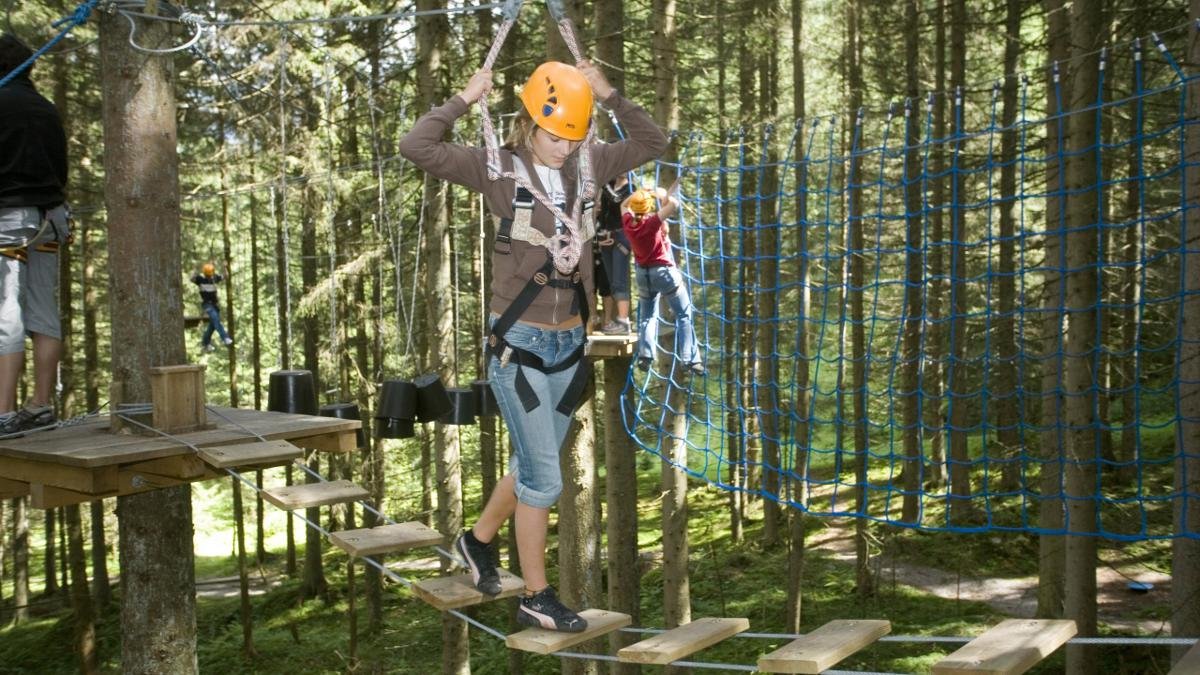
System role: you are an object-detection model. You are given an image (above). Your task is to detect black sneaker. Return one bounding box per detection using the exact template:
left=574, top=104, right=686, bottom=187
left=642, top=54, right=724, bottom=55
left=454, top=529, right=502, bottom=595
left=0, top=404, right=55, bottom=436
left=636, top=356, right=652, bottom=372
left=517, top=586, right=587, bottom=632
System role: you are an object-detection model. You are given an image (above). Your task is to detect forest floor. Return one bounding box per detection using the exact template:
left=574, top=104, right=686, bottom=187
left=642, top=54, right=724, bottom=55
left=807, top=517, right=1173, bottom=634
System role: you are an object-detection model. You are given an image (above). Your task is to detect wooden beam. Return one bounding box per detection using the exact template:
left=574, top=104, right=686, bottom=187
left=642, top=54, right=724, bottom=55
left=261, top=479, right=368, bottom=510
left=197, top=440, right=301, bottom=469
left=1168, top=640, right=1200, bottom=675
left=506, top=609, right=632, bottom=654
left=329, top=521, right=443, bottom=558
left=618, top=617, right=749, bottom=665
left=757, top=619, right=892, bottom=674
left=295, top=430, right=359, bottom=453
left=0, top=456, right=118, bottom=493
left=124, top=454, right=211, bottom=479
left=932, top=619, right=1077, bottom=675
left=30, top=465, right=225, bottom=508
left=0, top=476, right=29, bottom=498
left=411, top=569, right=524, bottom=610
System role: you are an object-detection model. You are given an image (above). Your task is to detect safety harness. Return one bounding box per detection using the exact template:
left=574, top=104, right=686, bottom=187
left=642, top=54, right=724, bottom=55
left=0, top=204, right=71, bottom=262
left=486, top=153, right=593, bottom=416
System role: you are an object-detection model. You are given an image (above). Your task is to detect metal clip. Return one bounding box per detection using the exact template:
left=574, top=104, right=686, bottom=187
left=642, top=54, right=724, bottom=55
left=499, top=346, right=513, bottom=368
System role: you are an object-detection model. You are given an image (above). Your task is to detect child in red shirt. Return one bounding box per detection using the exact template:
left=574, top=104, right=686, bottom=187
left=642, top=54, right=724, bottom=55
left=622, top=184, right=703, bottom=375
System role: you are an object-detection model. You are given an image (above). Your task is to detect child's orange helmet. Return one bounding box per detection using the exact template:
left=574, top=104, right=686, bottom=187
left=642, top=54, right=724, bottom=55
left=520, top=62, right=593, bottom=141
left=628, top=189, right=656, bottom=215
left=202, top=262, right=216, bottom=276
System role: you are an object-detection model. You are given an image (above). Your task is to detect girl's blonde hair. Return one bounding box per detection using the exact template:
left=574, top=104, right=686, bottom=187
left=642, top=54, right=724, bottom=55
left=503, top=108, right=537, bottom=152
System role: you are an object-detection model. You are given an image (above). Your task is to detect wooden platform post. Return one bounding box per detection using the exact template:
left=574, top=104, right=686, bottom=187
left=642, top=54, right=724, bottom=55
left=150, top=365, right=208, bottom=434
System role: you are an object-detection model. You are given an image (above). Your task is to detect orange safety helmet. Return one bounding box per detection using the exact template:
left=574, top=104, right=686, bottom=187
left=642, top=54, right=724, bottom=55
left=628, top=188, right=656, bottom=215
left=519, top=61, right=593, bottom=142
left=202, top=262, right=216, bottom=276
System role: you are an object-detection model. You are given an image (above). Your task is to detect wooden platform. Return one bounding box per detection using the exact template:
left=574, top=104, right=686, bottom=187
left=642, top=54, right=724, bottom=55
left=587, top=333, right=636, bottom=358
left=618, top=617, right=749, bottom=665
left=506, top=609, right=632, bottom=654
left=0, top=406, right=361, bottom=507
left=758, top=619, right=892, bottom=674
left=932, top=619, right=1076, bottom=675
left=1168, top=640, right=1200, bottom=675
left=411, top=569, right=524, bottom=610
left=329, top=522, right=443, bottom=558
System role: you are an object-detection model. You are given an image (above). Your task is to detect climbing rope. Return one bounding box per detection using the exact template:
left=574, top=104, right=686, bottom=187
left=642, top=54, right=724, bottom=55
left=475, top=0, right=597, bottom=275
left=0, top=0, right=101, bottom=88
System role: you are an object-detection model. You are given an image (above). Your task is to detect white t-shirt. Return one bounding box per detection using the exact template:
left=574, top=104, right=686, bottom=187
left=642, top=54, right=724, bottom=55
left=534, top=164, right=568, bottom=234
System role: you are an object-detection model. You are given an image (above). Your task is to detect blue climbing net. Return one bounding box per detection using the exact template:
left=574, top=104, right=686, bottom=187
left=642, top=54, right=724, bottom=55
left=623, top=31, right=1200, bottom=542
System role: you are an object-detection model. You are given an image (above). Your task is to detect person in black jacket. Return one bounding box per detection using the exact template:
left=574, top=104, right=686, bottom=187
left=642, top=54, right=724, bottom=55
left=192, top=262, right=232, bottom=352
left=0, top=34, right=70, bottom=436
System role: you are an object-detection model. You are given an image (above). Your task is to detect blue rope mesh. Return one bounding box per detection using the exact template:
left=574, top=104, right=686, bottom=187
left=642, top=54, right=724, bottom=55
left=622, top=31, right=1200, bottom=542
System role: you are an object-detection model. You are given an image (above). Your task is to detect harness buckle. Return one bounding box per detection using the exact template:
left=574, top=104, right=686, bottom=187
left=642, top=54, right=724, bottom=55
left=533, top=272, right=548, bottom=286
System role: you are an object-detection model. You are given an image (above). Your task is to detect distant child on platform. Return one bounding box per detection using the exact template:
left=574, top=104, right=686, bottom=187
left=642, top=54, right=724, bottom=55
left=622, top=183, right=703, bottom=375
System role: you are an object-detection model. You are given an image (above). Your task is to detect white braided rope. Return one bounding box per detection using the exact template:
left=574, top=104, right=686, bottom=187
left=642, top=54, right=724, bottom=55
left=473, top=10, right=599, bottom=274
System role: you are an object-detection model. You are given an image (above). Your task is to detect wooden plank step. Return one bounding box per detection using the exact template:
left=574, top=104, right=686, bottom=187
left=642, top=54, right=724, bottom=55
left=197, top=440, right=302, bottom=469
left=618, top=617, right=749, bottom=665
left=1168, top=640, right=1200, bottom=675
left=506, top=609, right=632, bottom=655
left=412, top=569, right=524, bottom=610
left=758, top=619, right=892, bottom=674
left=932, top=619, right=1077, bottom=675
left=329, top=522, right=443, bottom=558
left=261, top=479, right=368, bottom=511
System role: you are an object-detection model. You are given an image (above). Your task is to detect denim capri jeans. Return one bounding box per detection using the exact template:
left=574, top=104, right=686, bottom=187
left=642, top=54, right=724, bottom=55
left=488, top=318, right=585, bottom=508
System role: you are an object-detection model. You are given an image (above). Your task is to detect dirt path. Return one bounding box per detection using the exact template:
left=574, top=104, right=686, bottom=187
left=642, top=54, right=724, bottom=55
left=807, top=520, right=1172, bottom=634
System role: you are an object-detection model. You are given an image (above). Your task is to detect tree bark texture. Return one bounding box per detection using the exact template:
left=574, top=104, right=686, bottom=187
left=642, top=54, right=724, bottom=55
left=99, top=8, right=195, bottom=673
left=1062, top=1, right=1103, bottom=672
left=1173, top=1, right=1200, bottom=663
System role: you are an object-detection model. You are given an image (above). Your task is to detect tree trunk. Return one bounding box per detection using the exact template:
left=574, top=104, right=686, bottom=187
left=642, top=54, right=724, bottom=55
left=757, top=0, right=783, bottom=550
left=99, top=7, right=195, bottom=672
left=414, top=1, right=467, bottom=671
left=900, top=0, right=923, bottom=524
left=1036, top=0, right=1069, bottom=620
left=604, top=358, right=641, bottom=673
left=12, top=496, right=28, bottom=624
left=1173, top=3, right=1200, bottom=664
left=43, top=508, right=58, bottom=597
left=89, top=501, right=110, bottom=609
left=1062, top=2, right=1102, bottom=672
left=993, top=0, right=1023, bottom=494
left=923, top=0, right=947, bottom=491
left=662, top=375, right=692, bottom=642
left=219, top=128, right=239, bottom=406
left=232, top=477, right=255, bottom=657
left=65, top=504, right=98, bottom=674
left=559, top=385, right=600, bottom=675
left=785, top=0, right=808, bottom=633
left=846, top=0, right=873, bottom=600
left=946, top=0, right=971, bottom=521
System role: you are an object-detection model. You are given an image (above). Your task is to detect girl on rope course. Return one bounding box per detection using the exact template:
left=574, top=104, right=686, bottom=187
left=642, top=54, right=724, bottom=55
left=400, top=60, right=667, bottom=632
left=623, top=183, right=704, bottom=376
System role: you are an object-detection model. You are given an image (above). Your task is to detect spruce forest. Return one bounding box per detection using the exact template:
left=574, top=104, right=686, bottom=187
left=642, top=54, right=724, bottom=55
left=1, top=0, right=1199, bottom=673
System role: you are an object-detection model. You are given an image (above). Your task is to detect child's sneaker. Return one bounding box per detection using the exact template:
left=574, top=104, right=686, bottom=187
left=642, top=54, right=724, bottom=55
left=688, top=362, right=706, bottom=376
left=201, top=342, right=215, bottom=353
left=454, top=529, right=502, bottom=595
left=516, top=586, right=587, bottom=633
left=223, top=337, right=234, bottom=347
left=636, top=356, right=652, bottom=372
left=601, top=318, right=632, bottom=335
